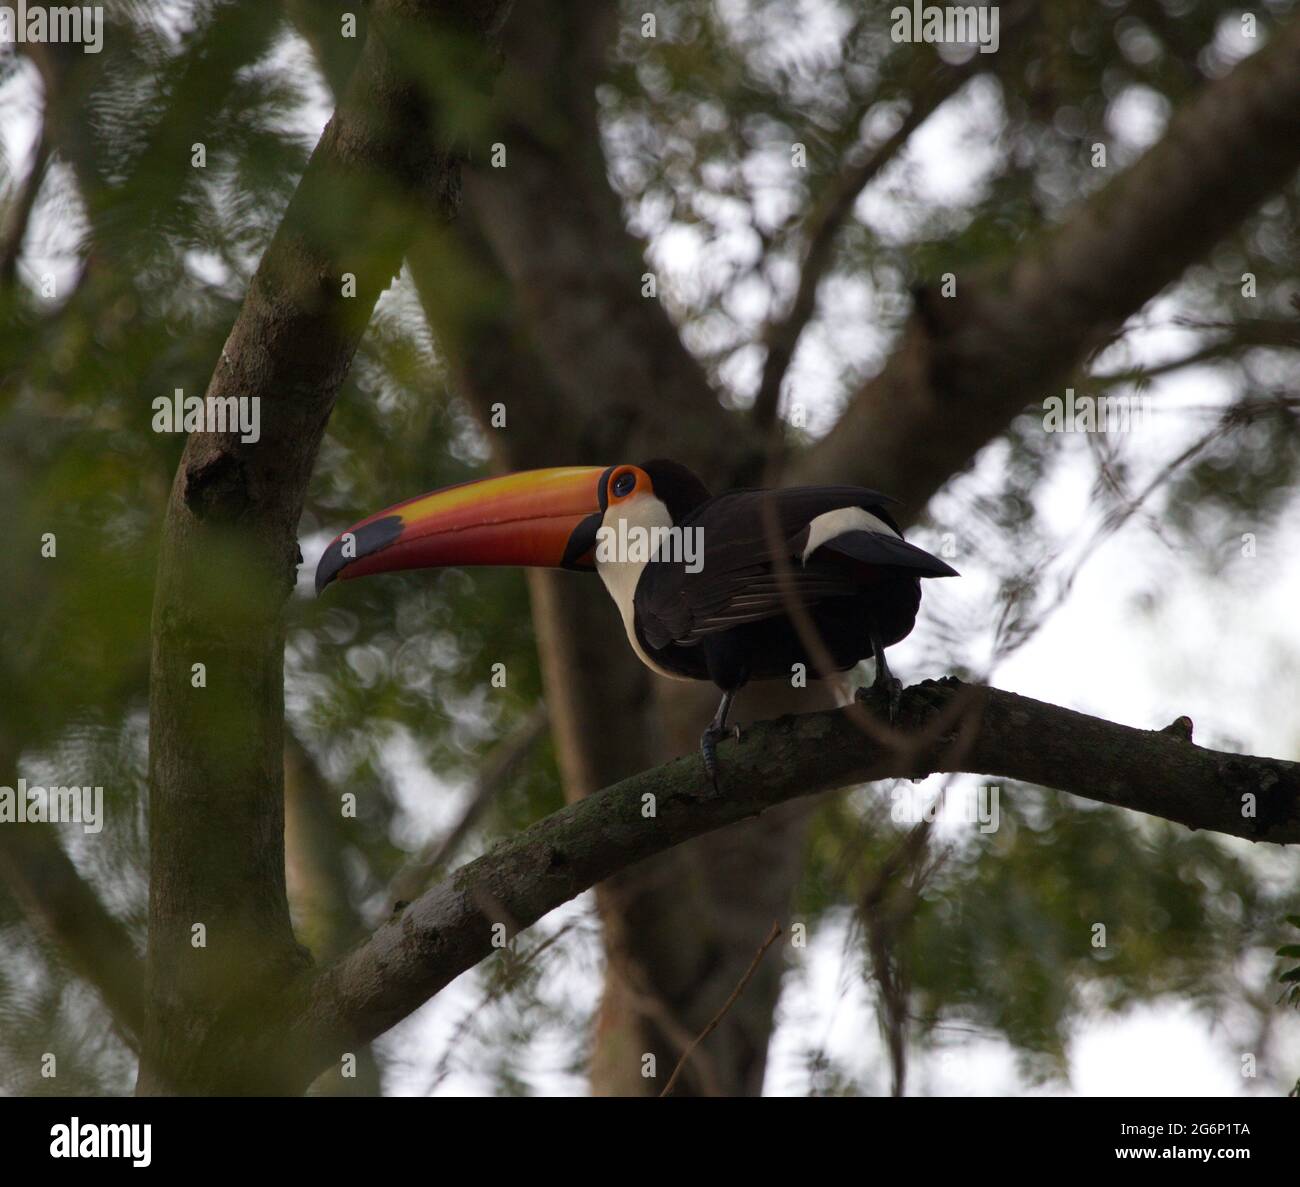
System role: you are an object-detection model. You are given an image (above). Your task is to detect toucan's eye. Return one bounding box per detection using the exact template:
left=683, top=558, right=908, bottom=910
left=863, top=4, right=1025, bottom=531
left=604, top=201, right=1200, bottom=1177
left=613, top=472, right=636, bottom=497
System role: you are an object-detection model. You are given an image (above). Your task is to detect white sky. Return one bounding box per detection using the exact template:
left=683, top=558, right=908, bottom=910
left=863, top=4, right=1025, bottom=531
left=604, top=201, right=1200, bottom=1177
left=3, top=8, right=1296, bottom=1096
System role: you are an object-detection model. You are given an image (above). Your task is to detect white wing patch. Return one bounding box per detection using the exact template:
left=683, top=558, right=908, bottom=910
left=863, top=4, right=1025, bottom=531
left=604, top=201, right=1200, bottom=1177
left=801, top=506, right=900, bottom=562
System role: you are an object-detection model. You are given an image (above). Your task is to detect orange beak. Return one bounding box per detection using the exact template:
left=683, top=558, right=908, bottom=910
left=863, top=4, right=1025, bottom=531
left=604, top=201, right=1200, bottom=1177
left=315, top=467, right=609, bottom=594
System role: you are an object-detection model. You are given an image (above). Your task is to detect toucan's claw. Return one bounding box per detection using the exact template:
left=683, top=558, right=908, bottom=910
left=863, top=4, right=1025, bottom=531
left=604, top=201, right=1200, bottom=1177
left=699, top=724, right=740, bottom=792
left=879, top=673, right=902, bottom=725
left=700, top=726, right=724, bottom=792
left=865, top=626, right=902, bottom=725
left=855, top=675, right=903, bottom=725
left=700, top=691, right=739, bottom=792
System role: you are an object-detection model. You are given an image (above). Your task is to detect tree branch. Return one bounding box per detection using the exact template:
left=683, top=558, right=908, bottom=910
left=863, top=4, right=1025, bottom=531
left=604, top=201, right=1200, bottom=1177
left=385, top=701, right=548, bottom=911
left=0, top=733, right=143, bottom=1047
left=447, top=0, right=756, bottom=480
left=796, top=16, right=1300, bottom=507
left=1089, top=315, right=1300, bottom=386
left=0, top=825, right=144, bottom=1046
left=293, top=677, right=1299, bottom=1084
left=750, top=54, right=985, bottom=437
left=140, top=0, right=512, bottom=1094
left=660, top=920, right=783, bottom=1097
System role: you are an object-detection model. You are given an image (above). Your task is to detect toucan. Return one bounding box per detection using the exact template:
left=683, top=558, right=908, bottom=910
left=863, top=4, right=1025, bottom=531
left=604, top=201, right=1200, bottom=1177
left=315, top=460, right=958, bottom=784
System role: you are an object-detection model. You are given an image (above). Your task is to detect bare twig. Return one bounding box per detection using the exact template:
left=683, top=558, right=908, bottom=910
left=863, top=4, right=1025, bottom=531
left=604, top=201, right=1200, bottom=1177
left=422, top=918, right=584, bottom=1094
left=990, top=394, right=1290, bottom=668
left=385, top=702, right=549, bottom=911
left=612, top=964, right=726, bottom=1097
left=660, top=921, right=784, bottom=1097
left=859, top=820, right=945, bottom=1097
left=1090, top=316, right=1300, bottom=386
left=751, top=57, right=979, bottom=441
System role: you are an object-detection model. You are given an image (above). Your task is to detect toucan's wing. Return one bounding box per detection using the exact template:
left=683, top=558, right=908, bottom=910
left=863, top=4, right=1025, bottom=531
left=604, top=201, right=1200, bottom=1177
left=817, top=530, right=958, bottom=577
left=634, top=486, right=952, bottom=649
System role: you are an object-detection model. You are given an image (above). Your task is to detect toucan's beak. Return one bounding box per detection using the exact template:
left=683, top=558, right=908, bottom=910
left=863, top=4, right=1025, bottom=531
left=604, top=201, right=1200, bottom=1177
left=315, top=466, right=608, bottom=594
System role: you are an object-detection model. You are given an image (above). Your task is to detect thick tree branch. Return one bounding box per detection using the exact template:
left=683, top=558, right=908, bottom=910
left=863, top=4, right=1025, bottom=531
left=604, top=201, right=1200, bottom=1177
left=291, top=678, right=1298, bottom=1084
left=140, top=0, right=511, bottom=1094
left=796, top=16, right=1300, bottom=505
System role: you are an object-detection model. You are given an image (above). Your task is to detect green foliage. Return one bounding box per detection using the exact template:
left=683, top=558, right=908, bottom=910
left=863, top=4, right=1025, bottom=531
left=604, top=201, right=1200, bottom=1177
left=0, top=1, right=557, bottom=1095
left=1, top=0, right=1297, bottom=1095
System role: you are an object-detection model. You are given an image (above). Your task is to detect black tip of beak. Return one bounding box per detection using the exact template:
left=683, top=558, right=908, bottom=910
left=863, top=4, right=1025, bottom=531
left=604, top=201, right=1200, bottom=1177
left=314, top=515, right=404, bottom=596
left=314, top=549, right=339, bottom=596
left=561, top=512, right=604, bottom=571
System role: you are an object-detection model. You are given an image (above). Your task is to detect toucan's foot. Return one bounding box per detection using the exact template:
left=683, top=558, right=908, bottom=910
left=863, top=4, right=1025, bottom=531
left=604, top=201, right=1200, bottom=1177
left=857, top=671, right=903, bottom=724
left=700, top=688, right=740, bottom=792
left=879, top=674, right=902, bottom=724
left=700, top=727, right=721, bottom=790
left=699, top=724, right=740, bottom=792
left=864, top=627, right=902, bottom=725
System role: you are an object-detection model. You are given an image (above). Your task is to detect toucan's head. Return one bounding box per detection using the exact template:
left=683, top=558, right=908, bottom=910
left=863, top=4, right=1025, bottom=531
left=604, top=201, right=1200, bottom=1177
left=314, top=459, right=710, bottom=594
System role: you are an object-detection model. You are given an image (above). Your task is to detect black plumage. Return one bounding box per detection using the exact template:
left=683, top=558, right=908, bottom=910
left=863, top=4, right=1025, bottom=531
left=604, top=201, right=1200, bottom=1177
left=632, top=480, right=954, bottom=690
left=621, top=464, right=956, bottom=783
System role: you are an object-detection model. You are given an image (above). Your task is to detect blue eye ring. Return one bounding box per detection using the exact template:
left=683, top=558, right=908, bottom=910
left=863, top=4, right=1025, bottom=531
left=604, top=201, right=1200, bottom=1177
left=613, top=471, right=636, bottom=497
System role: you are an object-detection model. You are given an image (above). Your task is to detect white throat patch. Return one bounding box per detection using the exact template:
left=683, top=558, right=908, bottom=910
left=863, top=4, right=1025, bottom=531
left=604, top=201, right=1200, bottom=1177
left=595, top=494, right=691, bottom=681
